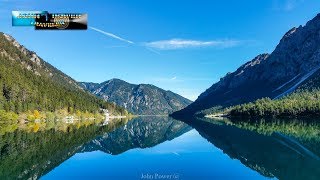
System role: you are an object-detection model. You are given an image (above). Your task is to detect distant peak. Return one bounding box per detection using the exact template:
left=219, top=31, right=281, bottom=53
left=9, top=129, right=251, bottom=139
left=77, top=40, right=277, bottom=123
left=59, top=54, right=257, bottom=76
left=99, top=78, right=128, bottom=85
left=109, top=78, right=124, bottom=82
left=107, top=78, right=127, bottom=84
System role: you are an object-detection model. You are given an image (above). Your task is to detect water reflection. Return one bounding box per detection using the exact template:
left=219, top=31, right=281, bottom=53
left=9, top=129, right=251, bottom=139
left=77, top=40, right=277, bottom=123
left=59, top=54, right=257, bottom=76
left=81, top=116, right=192, bottom=155
left=1, top=115, right=320, bottom=180
left=187, top=118, right=320, bottom=180
left=0, top=118, right=130, bottom=180
left=0, top=116, right=191, bottom=179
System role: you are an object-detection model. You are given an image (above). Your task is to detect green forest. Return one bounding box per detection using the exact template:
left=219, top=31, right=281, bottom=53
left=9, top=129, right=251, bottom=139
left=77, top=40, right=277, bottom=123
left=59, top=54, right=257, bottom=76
left=0, top=33, right=129, bottom=120
left=202, top=70, right=320, bottom=118
left=228, top=89, right=320, bottom=118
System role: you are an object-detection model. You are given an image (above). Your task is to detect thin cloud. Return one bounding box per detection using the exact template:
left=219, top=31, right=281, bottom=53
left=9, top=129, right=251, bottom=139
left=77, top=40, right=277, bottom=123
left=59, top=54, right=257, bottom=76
left=89, top=26, right=134, bottom=44
left=272, top=0, right=304, bottom=11
left=284, top=1, right=295, bottom=11
left=104, top=45, right=129, bottom=49
left=153, top=76, right=213, bottom=83
left=89, top=27, right=242, bottom=53
left=89, top=26, right=162, bottom=54
left=172, top=152, right=180, bottom=156
left=153, top=77, right=184, bottom=83
left=145, top=47, right=161, bottom=55
left=144, top=39, right=240, bottom=50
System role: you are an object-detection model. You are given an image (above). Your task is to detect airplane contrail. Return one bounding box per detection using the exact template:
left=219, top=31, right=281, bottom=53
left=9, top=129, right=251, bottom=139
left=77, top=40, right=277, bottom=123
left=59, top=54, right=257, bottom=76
left=145, top=47, right=161, bottom=55
left=89, top=26, right=160, bottom=54
left=89, top=26, right=134, bottom=44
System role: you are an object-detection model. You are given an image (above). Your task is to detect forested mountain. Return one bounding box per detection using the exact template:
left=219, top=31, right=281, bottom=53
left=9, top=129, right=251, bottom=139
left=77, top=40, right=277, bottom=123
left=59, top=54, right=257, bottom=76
left=80, top=79, right=192, bottom=115
left=227, top=88, right=320, bottom=118
left=171, top=13, right=320, bottom=118
left=0, top=33, right=127, bottom=115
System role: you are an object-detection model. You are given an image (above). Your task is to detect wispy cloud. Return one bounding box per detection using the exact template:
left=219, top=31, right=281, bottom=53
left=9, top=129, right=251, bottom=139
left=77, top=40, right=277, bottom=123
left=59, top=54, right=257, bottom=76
left=89, top=26, right=163, bottom=54
left=172, top=152, right=180, bottom=156
left=284, top=1, right=295, bottom=11
left=144, top=39, right=240, bottom=50
left=145, top=47, right=161, bottom=55
left=89, top=26, right=134, bottom=44
left=171, top=76, right=177, bottom=80
left=89, top=26, right=243, bottom=53
left=152, top=76, right=213, bottom=83
left=272, top=0, right=305, bottom=11
left=103, top=45, right=129, bottom=49
left=152, top=77, right=184, bottom=83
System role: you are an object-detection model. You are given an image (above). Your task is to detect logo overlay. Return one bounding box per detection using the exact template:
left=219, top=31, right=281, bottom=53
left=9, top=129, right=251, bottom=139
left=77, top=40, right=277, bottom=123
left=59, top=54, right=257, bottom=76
left=12, top=11, right=87, bottom=30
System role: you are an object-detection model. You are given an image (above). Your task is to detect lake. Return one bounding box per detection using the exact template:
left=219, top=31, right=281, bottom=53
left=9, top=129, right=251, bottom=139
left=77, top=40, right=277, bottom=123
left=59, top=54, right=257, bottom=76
left=0, top=116, right=319, bottom=180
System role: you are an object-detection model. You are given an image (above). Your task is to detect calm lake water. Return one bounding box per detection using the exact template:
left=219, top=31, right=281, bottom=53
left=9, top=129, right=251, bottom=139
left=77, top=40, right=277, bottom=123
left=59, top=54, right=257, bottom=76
left=0, top=116, right=319, bottom=180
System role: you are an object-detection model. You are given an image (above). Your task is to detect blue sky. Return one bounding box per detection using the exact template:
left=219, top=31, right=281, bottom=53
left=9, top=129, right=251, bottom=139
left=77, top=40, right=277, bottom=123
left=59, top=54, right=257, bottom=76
left=1, top=0, right=320, bottom=100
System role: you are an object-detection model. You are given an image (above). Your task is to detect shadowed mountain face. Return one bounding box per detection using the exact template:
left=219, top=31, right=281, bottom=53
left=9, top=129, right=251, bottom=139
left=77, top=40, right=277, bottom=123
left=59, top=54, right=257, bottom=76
left=187, top=118, right=320, bottom=180
left=81, top=116, right=192, bottom=155
left=80, top=79, right=192, bottom=115
left=0, top=117, right=191, bottom=179
left=172, top=13, right=320, bottom=117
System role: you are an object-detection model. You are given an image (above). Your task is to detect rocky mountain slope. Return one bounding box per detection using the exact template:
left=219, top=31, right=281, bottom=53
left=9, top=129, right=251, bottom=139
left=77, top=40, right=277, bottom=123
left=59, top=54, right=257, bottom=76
left=0, top=33, right=127, bottom=114
left=80, top=79, right=192, bottom=115
left=172, top=13, right=320, bottom=118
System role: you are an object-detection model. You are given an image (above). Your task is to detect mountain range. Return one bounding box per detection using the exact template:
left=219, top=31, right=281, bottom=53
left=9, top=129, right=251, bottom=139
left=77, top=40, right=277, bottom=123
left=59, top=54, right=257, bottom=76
left=172, top=13, right=320, bottom=118
left=2, top=13, right=320, bottom=118
left=80, top=79, right=192, bottom=115
left=0, top=32, right=191, bottom=116
left=0, top=33, right=127, bottom=115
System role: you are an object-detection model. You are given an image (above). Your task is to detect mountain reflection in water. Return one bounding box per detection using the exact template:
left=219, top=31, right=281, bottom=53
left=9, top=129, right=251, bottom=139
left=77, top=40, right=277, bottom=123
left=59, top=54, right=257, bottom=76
left=0, top=117, right=191, bottom=179
left=1, top=116, right=319, bottom=180
left=187, top=118, right=320, bottom=180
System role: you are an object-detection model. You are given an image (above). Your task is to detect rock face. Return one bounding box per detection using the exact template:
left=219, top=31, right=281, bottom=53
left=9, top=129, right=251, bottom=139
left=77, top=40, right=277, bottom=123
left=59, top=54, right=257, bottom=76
left=80, top=79, right=192, bottom=115
left=172, top=13, right=320, bottom=117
